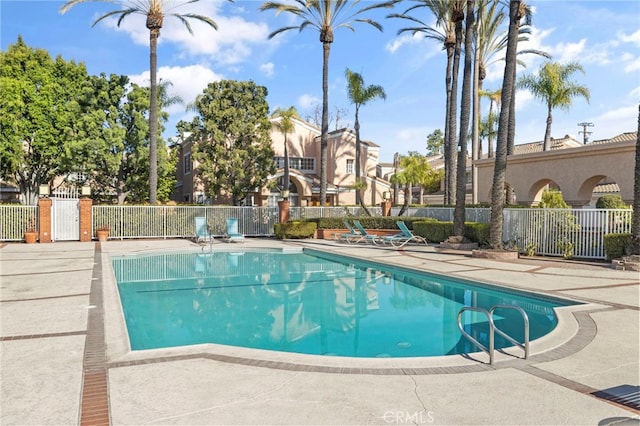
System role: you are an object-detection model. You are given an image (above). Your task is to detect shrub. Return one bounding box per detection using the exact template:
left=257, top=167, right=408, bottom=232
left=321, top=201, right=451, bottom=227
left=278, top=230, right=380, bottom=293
left=596, top=195, right=629, bottom=209
left=538, top=189, right=569, bottom=208
left=604, top=233, right=631, bottom=260
left=305, top=216, right=425, bottom=230
left=464, top=222, right=490, bottom=246
left=274, top=221, right=317, bottom=239
left=414, top=220, right=453, bottom=243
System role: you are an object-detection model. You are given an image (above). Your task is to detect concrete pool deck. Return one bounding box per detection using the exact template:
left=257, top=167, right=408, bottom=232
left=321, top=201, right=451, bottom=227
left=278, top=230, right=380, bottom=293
left=1, top=238, right=638, bottom=425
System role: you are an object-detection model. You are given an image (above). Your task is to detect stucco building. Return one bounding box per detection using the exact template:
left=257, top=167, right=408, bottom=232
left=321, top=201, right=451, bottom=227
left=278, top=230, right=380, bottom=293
left=173, top=116, right=393, bottom=207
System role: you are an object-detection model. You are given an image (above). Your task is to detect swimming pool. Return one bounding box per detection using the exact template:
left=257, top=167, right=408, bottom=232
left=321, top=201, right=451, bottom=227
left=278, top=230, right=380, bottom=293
left=113, top=249, right=578, bottom=358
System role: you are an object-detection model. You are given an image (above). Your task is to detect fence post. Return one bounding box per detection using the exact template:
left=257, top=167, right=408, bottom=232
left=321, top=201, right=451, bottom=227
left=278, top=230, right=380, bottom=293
left=37, top=197, right=52, bottom=243
left=79, top=198, right=93, bottom=242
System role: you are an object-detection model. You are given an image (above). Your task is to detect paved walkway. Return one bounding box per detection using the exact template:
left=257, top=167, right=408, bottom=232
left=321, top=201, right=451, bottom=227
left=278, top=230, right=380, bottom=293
left=1, top=239, right=638, bottom=425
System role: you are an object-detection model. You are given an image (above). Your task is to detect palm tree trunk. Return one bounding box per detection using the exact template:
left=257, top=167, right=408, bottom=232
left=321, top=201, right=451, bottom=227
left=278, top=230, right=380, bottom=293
left=488, top=99, right=495, bottom=158
left=355, top=110, right=361, bottom=206
left=543, top=104, right=553, bottom=151
left=320, top=41, right=330, bottom=206
left=630, top=104, right=640, bottom=254
left=447, top=24, right=463, bottom=205
left=149, top=29, right=159, bottom=204
left=454, top=0, right=475, bottom=237
left=444, top=44, right=454, bottom=205
left=489, top=0, right=521, bottom=249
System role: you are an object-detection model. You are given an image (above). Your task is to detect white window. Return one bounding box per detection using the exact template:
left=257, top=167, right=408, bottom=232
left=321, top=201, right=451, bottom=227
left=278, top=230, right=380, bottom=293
left=184, top=151, right=192, bottom=175
left=346, top=159, right=354, bottom=174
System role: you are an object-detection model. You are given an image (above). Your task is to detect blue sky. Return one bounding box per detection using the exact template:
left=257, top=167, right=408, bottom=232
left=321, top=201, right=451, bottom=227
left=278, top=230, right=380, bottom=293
left=1, top=0, right=638, bottom=163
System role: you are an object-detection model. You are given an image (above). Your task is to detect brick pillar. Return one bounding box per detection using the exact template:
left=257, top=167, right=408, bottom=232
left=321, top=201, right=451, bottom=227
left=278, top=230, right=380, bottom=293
left=79, top=198, right=93, bottom=242
left=278, top=200, right=290, bottom=224
left=37, top=197, right=53, bottom=243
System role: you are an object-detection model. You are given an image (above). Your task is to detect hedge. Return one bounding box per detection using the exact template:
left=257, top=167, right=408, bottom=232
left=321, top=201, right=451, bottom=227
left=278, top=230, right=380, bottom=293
left=301, top=216, right=426, bottom=230
left=404, top=220, right=489, bottom=245
left=274, top=221, right=317, bottom=239
left=604, top=233, right=631, bottom=260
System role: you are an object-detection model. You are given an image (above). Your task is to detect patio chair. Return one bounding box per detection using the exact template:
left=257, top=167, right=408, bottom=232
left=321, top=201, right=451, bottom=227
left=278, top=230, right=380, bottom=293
left=352, top=220, right=382, bottom=244
left=195, top=216, right=214, bottom=244
left=380, top=221, right=427, bottom=248
left=224, top=218, right=245, bottom=243
left=333, top=219, right=362, bottom=243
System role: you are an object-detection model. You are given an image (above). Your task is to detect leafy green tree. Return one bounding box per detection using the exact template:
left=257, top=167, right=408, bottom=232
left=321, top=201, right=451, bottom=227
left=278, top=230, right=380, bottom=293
left=0, top=37, right=88, bottom=204
left=71, top=75, right=176, bottom=204
left=261, top=0, right=397, bottom=206
left=517, top=61, right=590, bottom=151
left=345, top=67, right=386, bottom=212
left=271, top=106, right=301, bottom=200
left=426, top=129, right=444, bottom=156
left=60, top=0, right=219, bottom=204
left=188, top=80, right=276, bottom=206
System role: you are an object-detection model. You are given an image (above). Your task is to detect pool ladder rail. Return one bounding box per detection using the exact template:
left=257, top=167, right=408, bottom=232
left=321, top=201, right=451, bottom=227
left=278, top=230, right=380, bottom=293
left=456, top=304, right=530, bottom=365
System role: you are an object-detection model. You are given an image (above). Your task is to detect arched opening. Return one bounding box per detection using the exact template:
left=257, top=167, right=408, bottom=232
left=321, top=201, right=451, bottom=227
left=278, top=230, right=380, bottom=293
left=527, top=179, right=562, bottom=206
left=269, top=177, right=300, bottom=207
left=577, top=175, right=621, bottom=207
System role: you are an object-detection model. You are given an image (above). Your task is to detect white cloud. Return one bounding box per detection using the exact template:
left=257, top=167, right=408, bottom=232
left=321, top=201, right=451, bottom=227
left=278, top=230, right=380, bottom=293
left=385, top=33, right=423, bottom=54
left=619, top=29, right=640, bottom=46
left=591, top=104, right=637, bottom=136
left=96, top=2, right=270, bottom=66
left=298, top=93, right=321, bottom=109
left=129, top=64, right=223, bottom=114
left=551, top=38, right=587, bottom=64
left=259, top=62, right=274, bottom=77
left=624, top=57, right=640, bottom=73
left=514, top=90, right=534, bottom=112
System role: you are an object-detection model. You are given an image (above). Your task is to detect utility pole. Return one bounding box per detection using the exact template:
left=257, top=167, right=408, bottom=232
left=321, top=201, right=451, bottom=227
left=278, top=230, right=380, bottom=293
left=577, top=122, right=594, bottom=144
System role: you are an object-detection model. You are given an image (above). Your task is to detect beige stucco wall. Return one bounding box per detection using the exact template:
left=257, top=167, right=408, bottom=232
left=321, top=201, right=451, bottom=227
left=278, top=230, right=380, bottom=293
left=475, top=139, right=635, bottom=206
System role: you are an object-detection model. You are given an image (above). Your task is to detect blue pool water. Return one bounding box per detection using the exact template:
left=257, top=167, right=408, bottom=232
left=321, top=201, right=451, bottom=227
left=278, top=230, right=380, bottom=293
left=113, top=249, right=577, bottom=358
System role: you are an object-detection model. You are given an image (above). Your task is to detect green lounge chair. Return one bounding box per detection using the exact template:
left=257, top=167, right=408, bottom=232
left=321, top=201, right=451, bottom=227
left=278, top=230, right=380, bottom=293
left=380, top=221, right=427, bottom=248
left=225, top=218, right=245, bottom=243
left=352, top=220, right=382, bottom=244
left=195, top=216, right=214, bottom=244
left=334, top=219, right=362, bottom=243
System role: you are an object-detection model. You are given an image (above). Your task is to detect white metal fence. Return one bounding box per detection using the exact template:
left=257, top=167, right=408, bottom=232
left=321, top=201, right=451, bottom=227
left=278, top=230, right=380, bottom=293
left=0, top=205, right=38, bottom=241
left=92, top=205, right=280, bottom=239
left=502, top=208, right=633, bottom=259
left=0, top=204, right=633, bottom=259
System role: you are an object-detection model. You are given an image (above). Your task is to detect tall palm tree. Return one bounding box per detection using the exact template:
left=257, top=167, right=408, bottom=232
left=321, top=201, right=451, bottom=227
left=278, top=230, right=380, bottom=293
left=271, top=106, right=300, bottom=201
left=60, top=0, right=218, bottom=204
left=453, top=0, right=474, bottom=237
left=389, top=0, right=457, bottom=205
left=489, top=0, right=521, bottom=249
left=479, top=88, right=501, bottom=157
left=261, top=0, right=397, bottom=206
left=631, top=105, right=640, bottom=255
left=345, top=68, right=386, bottom=213
left=517, top=61, right=590, bottom=151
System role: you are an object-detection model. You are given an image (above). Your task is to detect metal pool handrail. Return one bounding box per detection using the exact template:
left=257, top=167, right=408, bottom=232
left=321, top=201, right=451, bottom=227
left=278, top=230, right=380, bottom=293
left=489, top=304, right=530, bottom=360
left=457, top=305, right=530, bottom=364
left=457, top=307, right=496, bottom=364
